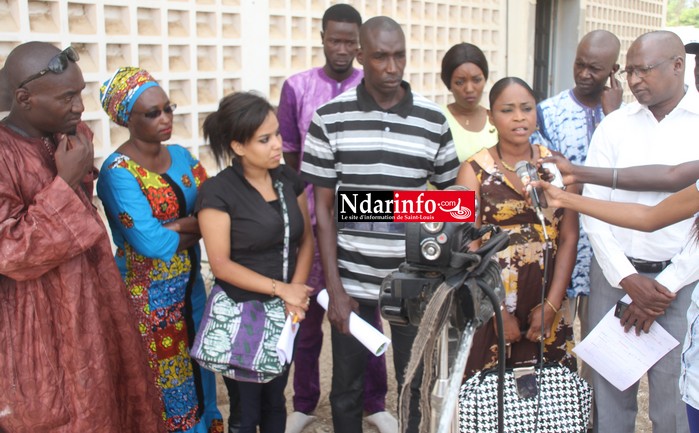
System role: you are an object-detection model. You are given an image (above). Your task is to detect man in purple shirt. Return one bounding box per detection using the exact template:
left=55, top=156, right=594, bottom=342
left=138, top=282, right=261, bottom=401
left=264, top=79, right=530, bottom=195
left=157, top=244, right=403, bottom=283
left=278, top=4, right=395, bottom=433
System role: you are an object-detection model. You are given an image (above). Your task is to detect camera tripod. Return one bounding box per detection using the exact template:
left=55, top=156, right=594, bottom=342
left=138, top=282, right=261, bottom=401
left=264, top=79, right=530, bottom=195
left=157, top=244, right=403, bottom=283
left=431, top=322, right=477, bottom=433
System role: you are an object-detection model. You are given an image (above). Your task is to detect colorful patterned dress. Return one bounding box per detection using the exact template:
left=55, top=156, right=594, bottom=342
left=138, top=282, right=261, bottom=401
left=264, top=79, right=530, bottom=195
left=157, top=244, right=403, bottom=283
left=464, top=145, right=576, bottom=378
left=97, top=144, right=223, bottom=433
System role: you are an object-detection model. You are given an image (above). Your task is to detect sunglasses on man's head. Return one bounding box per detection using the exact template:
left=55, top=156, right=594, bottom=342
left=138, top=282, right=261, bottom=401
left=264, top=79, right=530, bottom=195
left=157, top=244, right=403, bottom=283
left=132, top=103, right=177, bottom=120
left=17, top=46, right=80, bottom=89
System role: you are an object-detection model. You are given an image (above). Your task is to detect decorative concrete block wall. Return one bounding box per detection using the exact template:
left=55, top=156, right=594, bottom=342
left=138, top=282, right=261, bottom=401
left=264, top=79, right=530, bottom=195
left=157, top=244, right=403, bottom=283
left=584, top=0, right=665, bottom=59
left=0, top=0, right=508, bottom=173
left=0, top=0, right=666, bottom=174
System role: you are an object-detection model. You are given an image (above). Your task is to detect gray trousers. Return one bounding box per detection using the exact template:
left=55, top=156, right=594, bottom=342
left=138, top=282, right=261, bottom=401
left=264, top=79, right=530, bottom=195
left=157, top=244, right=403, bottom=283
left=589, top=257, right=692, bottom=433
left=569, top=295, right=593, bottom=384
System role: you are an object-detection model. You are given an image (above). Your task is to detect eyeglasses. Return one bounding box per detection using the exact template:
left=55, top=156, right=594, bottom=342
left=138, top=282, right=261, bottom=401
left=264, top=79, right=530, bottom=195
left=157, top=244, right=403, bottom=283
left=131, top=103, right=177, bottom=120
left=17, top=46, right=80, bottom=89
left=618, top=56, right=677, bottom=80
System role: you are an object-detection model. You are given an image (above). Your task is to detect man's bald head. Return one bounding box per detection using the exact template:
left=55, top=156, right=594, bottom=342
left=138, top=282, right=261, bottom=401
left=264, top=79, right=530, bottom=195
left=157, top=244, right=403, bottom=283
left=4, top=42, right=62, bottom=90
left=0, top=67, right=10, bottom=112
left=578, top=30, right=620, bottom=62
left=625, top=31, right=686, bottom=116
left=629, top=30, right=686, bottom=62
left=356, top=16, right=407, bottom=105
left=3, top=42, right=85, bottom=137
left=573, top=30, right=621, bottom=100
left=359, top=16, right=404, bottom=48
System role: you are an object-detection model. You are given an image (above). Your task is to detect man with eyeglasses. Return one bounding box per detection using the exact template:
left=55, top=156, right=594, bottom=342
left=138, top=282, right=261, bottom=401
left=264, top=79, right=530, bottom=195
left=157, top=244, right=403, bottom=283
left=582, top=31, right=699, bottom=433
left=0, top=42, right=163, bottom=432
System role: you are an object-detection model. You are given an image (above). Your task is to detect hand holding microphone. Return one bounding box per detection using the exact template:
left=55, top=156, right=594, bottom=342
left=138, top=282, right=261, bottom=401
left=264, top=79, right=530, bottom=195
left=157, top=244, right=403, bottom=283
left=515, top=160, right=550, bottom=240
left=514, top=161, right=548, bottom=212
left=537, top=155, right=571, bottom=186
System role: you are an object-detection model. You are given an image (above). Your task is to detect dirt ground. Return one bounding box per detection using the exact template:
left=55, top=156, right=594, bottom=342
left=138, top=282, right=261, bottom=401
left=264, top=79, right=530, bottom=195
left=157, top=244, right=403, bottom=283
left=92, top=202, right=652, bottom=432
left=213, top=315, right=652, bottom=433
left=215, top=317, right=396, bottom=433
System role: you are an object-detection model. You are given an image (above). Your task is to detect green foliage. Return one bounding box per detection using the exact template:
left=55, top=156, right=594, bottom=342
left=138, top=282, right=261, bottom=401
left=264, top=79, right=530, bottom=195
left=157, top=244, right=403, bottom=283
left=667, top=0, right=699, bottom=27
left=679, top=8, right=699, bottom=26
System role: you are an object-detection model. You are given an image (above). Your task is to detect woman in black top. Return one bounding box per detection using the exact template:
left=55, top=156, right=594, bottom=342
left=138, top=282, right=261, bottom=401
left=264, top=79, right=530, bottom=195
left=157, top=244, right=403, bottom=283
left=196, top=92, right=313, bottom=433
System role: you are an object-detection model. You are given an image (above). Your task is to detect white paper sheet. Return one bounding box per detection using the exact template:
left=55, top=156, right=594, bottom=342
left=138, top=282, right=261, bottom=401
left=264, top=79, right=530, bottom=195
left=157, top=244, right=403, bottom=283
left=276, top=314, right=300, bottom=365
left=317, top=289, right=391, bottom=356
left=573, top=295, right=679, bottom=391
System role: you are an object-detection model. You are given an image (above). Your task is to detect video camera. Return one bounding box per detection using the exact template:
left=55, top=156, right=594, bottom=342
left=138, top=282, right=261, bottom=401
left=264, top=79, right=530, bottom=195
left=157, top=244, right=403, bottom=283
left=379, top=220, right=507, bottom=329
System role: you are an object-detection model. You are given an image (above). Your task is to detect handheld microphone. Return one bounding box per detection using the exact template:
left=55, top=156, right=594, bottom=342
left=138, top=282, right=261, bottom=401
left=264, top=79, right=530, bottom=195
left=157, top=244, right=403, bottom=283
left=514, top=161, right=547, bottom=213
left=541, top=162, right=564, bottom=188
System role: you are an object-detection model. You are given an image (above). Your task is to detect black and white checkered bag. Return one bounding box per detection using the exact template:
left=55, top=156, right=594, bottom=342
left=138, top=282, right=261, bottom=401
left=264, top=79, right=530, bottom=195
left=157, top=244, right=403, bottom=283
left=458, top=363, right=592, bottom=433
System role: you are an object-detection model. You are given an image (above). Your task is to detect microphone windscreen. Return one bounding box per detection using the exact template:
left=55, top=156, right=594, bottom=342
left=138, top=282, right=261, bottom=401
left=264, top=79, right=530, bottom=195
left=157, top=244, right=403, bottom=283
left=514, top=160, right=530, bottom=180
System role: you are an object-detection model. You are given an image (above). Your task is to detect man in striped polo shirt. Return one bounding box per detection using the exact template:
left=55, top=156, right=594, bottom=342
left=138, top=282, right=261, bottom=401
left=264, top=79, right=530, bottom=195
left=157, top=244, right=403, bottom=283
left=278, top=5, right=396, bottom=433
left=301, top=16, right=459, bottom=433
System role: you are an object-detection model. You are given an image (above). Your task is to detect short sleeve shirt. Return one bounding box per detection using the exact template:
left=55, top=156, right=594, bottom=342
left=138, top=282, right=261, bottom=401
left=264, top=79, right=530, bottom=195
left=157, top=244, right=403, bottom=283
left=301, top=81, right=460, bottom=300
left=195, top=162, right=305, bottom=302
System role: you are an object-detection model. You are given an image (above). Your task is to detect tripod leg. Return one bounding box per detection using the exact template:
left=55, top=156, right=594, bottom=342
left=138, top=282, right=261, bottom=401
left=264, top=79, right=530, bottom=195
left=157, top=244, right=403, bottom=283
left=435, top=324, right=476, bottom=433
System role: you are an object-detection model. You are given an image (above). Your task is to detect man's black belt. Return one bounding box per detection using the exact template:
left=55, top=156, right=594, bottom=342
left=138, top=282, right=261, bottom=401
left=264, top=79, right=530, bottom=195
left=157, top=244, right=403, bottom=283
left=627, top=257, right=672, bottom=273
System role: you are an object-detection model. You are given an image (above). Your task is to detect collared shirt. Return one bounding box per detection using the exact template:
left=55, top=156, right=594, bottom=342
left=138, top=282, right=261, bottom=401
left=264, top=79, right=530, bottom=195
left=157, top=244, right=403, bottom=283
left=301, top=80, right=459, bottom=300
left=582, top=87, right=699, bottom=291
left=195, top=162, right=305, bottom=302
left=534, top=89, right=606, bottom=298
left=278, top=67, right=363, bottom=226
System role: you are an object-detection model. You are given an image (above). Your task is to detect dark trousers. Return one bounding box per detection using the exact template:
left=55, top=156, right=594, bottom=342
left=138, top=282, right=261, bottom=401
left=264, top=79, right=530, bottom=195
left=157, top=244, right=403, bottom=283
left=329, top=302, right=422, bottom=433
left=293, top=292, right=388, bottom=414
left=688, top=404, right=699, bottom=433
left=223, top=370, right=289, bottom=433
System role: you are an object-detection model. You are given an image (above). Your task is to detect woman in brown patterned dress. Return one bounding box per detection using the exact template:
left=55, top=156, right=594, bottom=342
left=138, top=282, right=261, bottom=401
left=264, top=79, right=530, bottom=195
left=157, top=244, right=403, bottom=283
left=456, top=77, right=579, bottom=377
